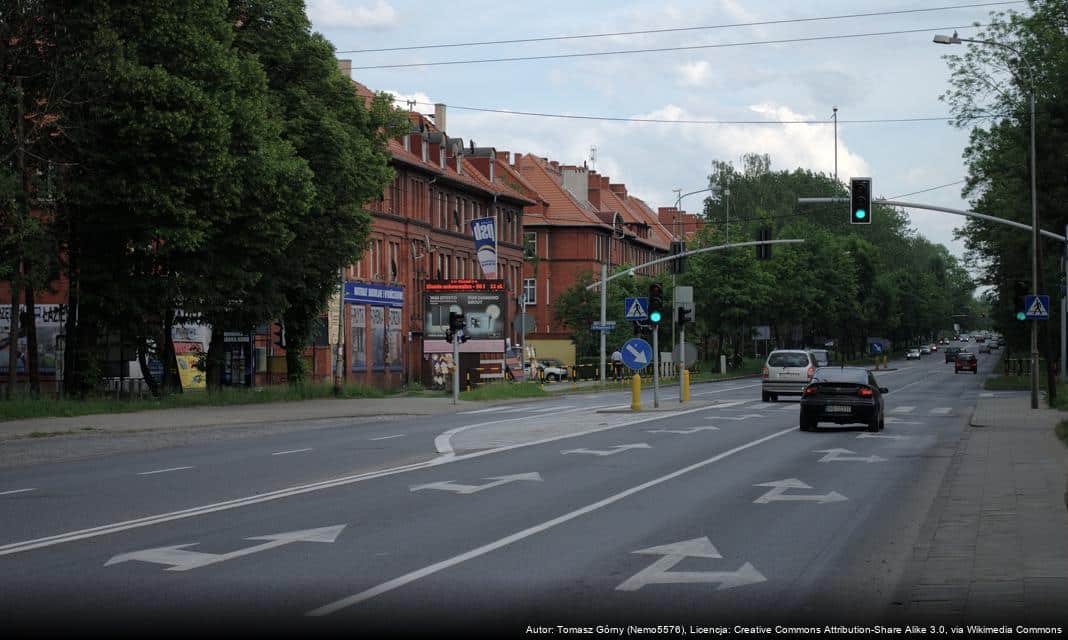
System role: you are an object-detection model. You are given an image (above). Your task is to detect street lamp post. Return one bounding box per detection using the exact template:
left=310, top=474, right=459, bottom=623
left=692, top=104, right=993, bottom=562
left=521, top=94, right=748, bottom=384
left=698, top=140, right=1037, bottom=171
left=935, top=31, right=1040, bottom=409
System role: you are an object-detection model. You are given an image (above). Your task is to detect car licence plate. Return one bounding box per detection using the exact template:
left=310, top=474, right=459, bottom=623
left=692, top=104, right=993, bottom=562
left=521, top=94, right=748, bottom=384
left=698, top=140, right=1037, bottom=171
left=825, top=405, right=851, bottom=413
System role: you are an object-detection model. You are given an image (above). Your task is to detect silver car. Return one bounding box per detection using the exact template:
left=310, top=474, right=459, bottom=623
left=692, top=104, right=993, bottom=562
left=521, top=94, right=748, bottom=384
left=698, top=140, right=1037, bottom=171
left=762, top=349, right=817, bottom=402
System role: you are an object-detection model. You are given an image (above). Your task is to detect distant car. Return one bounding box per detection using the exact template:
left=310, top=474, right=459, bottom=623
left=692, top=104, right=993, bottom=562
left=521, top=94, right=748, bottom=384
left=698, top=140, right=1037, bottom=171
left=940, top=338, right=949, bottom=345
left=955, top=352, right=978, bottom=374
left=920, top=346, right=931, bottom=355
left=944, top=346, right=962, bottom=363
left=906, top=348, right=921, bottom=360
left=762, top=350, right=817, bottom=402
left=930, top=344, right=939, bottom=352
left=979, top=343, right=991, bottom=354
left=799, top=366, right=887, bottom=432
left=806, top=348, right=831, bottom=367
left=527, top=358, right=569, bottom=382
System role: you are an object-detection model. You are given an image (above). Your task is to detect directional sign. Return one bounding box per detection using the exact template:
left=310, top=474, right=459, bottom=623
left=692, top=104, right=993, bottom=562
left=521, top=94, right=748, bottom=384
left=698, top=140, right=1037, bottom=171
left=646, top=426, right=720, bottom=434
left=814, top=448, right=887, bottom=463
left=871, top=342, right=884, bottom=355
left=590, top=321, right=617, bottom=332
left=621, top=338, right=653, bottom=370
left=562, top=443, right=651, bottom=456
left=1024, top=295, right=1050, bottom=320
left=409, top=472, right=542, bottom=495
left=105, top=525, right=346, bottom=572
left=615, top=537, right=766, bottom=592
left=624, top=297, right=649, bottom=321
left=752, top=478, right=848, bottom=504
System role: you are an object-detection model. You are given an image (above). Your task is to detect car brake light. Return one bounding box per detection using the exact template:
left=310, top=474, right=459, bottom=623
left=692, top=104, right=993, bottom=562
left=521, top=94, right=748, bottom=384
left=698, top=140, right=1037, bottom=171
left=803, top=385, right=819, bottom=396
left=858, top=387, right=874, bottom=398
left=807, top=367, right=814, bottom=379
left=762, top=367, right=769, bottom=379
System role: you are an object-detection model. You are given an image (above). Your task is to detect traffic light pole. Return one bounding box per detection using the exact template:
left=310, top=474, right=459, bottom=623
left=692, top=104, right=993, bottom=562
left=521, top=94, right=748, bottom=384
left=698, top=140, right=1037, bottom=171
left=652, top=325, right=660, bottom=408
left=600, top=262, right=607, bottom=386
left=452, top=332, right=459, bottom=405
left=678, top=326, right=685, bottom=404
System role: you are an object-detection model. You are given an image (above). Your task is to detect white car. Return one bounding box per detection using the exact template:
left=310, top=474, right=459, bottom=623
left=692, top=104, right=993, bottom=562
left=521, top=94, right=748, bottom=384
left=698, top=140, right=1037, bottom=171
left=762, top=349, right=816, bottom=402
left=526, top=359, right=569, bottom=382
left=906, top=348, right=921, bottom=360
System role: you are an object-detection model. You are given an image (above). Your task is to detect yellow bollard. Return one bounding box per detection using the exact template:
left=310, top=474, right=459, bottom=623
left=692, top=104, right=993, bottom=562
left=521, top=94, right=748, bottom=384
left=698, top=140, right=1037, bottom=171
left=631, top=373, right=642, bottom=411
left=681, top=369, right=691, bottom=402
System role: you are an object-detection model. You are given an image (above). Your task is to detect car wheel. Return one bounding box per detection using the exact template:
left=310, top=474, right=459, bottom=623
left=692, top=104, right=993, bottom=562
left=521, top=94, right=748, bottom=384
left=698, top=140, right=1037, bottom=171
left=770, top=394, right=778, bottom=402
left=799, top=412, right=817, bottom=432
left=867, top=415, right=880, bottom=432
left=546, top=373, right=558, bottom=382
left=879, top=412, right=885, bottom=431
left=762, top=391, right=771, bottom=402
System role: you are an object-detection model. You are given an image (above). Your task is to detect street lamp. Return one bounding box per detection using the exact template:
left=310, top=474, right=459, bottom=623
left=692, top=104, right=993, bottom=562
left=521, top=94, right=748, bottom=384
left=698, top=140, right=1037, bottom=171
left=935, top=31, right=1040, bottom=409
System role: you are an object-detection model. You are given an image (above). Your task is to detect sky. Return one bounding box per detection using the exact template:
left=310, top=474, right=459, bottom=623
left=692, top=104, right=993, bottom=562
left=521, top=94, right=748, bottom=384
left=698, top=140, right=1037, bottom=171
left=306, top=0, right=1029, bottom=272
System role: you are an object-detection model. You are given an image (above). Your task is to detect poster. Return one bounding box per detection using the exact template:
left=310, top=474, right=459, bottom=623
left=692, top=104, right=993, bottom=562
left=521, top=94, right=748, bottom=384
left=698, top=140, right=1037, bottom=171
left=174, top=342, right=206, bottom=391
left=470, top=217, right=498, bottom=278
left=350, top=305, right=366, bottom=372
left=0, top=304, right=66, bottom=375
left=423, top=279, right=507, bottom=354
left=387, top=308, right=402, bottom=370
left=371, top=306, right=385, bottom=370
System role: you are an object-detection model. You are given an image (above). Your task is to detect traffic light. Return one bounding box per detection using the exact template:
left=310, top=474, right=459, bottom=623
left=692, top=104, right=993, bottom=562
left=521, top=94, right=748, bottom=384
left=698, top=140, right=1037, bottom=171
left=273, top=321, right=286, bottom=349
left=447, top=311, right=466, bottom=342
left=676, top=304, right=693, bottom=327
left=1013, top=279, right=1028, bottom=321
left=850, top=177, right=872, bottom=225
left=648, top=283, right=664, bottom=324
left=756, top=227, right=772, bottom=260
left=670, top=240, right=686, bottom=274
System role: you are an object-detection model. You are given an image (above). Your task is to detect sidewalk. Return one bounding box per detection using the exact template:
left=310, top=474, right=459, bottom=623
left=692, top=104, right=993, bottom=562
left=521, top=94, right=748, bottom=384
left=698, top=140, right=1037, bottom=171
left=0, top=396, right=479, bottom=441
left=898, top=393, right=1068, bottom=623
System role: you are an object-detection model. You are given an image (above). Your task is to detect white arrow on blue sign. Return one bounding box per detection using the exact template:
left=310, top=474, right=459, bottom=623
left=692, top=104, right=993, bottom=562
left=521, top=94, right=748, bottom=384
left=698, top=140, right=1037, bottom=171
left=624, top=297, right=649, bottom=321
left=1024, top=295, right=1050, bottom=320
left=621, top=338, right=653, bottom=370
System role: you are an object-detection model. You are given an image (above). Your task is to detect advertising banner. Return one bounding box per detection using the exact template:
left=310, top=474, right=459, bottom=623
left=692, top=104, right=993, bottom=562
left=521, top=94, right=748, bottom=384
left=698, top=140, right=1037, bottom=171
left=423, top=279, right=506, bottom=354
left=470, top=217, right=498, bottom=278
left=0, top=304, right=66, bottom=375
left=343, top=282, right=404, bottom=308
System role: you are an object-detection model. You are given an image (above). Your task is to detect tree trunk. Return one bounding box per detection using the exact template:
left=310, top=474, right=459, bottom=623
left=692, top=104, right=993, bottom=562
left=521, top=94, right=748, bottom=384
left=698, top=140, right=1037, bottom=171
left=6, top=264, right=20, bottom=400
left=24, top=271, right=39, bottom=397
left=205, top=327, right=225, bottom=392
left=161, top=310, right=179, bottom=394
left=137, top=336, right=160, bottom=397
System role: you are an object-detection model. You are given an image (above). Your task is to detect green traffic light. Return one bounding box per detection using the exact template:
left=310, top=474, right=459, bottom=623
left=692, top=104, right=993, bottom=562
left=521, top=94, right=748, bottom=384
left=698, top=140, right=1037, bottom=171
left=1016, top=311, right=1027, bottom=321
left=855, top=209, right=867, bottom=220
left=649, top=310, right=662, bottom=323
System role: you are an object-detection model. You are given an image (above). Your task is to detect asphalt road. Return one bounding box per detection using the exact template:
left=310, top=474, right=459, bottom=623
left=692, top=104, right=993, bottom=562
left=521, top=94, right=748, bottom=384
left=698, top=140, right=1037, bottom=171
left=0, top=350, right=1004, bottom=636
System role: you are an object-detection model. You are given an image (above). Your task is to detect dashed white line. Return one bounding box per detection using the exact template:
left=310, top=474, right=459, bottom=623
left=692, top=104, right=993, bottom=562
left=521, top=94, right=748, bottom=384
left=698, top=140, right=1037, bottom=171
left=272, top=448, right=314, bottom=456
left=0, top=488, right=36, bottom=496
left=930, top=407, right=952, bottom=415
left=137, top=466, right=193, bottom=476
left=891, top=406, right=916, bottom=414
left=458, top=406, right=514, bottom=415
left=369, top=435, right=405, bottom=441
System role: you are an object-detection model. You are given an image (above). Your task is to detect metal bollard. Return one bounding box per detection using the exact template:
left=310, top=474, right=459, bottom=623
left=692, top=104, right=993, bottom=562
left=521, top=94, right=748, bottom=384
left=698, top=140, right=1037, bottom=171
left=631, top=373, right=642, bottom=411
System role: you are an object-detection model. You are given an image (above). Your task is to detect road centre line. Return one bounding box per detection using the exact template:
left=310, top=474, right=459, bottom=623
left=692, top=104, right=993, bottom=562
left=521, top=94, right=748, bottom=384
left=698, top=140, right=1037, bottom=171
left=137, top=466, right=194, bottom=476
left=369, top=435, right=405, bottom=441
left=0, top=401, right=723, bottom=557
left=692, top=383, right=760, bottom=397
left=272, top=448, right=314, bottom=456
left=435, top=404, right=624, bottom=456
left=307, top=426, right=797, bottom=617
left=0, top=488, right=36, bottom=496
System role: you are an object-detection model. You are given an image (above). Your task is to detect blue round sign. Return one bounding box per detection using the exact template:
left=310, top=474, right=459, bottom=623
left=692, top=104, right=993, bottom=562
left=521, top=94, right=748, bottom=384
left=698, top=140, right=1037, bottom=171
left=621, top=338, right=653, bottom=370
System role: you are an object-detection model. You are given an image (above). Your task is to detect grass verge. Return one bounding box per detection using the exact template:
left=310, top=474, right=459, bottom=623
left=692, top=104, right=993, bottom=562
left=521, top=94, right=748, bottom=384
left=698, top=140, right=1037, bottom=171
left=0, top=382, right=390, bottom=422
left=459, top=383, right=548, bottom=402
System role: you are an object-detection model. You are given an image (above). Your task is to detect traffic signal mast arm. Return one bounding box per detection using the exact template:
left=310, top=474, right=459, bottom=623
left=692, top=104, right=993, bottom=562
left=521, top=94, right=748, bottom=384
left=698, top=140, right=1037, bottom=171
left=584, top=239, right=806, bottom=291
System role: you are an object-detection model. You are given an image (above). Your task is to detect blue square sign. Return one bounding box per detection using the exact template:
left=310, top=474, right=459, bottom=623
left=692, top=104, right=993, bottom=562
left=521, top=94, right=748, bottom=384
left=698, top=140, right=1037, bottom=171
left=1024, top=294, right=1050, bottom=320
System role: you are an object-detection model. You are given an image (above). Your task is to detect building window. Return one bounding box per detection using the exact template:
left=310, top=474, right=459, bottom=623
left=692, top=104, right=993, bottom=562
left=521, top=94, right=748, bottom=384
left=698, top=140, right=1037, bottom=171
left=389, top=242, right=400, bottom=281
left=524, top=232, right=537, bottom=259
left=523, top=278, right=536, bottom=305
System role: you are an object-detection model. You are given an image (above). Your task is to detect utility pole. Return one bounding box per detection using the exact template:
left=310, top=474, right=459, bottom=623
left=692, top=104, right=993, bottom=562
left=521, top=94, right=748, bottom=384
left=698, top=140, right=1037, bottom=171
left=333, top=268, right=344, bottom=396
left=7, top=77, right=26, bottom=399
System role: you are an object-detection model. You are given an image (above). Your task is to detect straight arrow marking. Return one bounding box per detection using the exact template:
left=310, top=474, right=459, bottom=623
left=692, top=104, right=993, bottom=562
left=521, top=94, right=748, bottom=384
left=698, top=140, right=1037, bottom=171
left=705, top=414, right=764, bottom=421
left=752, top=478, right=848, bottom=504
left=409, top=472, right=543, bottom=494
left=616, top=537, right=765, bottom=591
left=646, top=427, right=720, bottom=434
left=856, top=433, right=909, bottom=440
left=561, top=443, right=651, bottom=456
left=814, top=448, right=886, bottom=463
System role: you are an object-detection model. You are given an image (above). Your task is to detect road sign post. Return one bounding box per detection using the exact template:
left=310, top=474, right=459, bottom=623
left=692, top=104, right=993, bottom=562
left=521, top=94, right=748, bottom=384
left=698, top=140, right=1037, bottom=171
left=652, top=326, right=660, bottom=408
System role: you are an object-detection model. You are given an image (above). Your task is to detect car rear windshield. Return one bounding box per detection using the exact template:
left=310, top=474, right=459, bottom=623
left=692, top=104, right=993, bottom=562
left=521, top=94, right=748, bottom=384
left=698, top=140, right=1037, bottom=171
left=811, top=368, right=868, bottom=384
left=768, top=353, right=810, bottom=367
left=958, top=353, right=976, bottom=360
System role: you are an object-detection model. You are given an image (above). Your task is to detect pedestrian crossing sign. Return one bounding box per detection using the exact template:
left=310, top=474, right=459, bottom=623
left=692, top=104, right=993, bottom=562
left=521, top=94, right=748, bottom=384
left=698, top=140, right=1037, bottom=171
left=1024, top=294, right=1050, bottom=320
left=624, top=297, right=649, bottom=320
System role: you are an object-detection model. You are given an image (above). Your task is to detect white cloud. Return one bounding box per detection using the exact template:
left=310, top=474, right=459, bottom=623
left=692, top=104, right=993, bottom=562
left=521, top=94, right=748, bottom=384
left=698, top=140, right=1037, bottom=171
left=676, top=61, right=713, bottom=87
left=306, top=0, right=397, bottom=29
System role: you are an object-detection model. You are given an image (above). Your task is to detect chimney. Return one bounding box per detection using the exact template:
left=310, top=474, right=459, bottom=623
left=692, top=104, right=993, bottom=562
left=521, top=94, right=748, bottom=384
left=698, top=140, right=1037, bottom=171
left=337, top=59, right=352, bottom=78
left=561, top=165, right=589, bottom=204
left=434, top=103, right=447, bottom=134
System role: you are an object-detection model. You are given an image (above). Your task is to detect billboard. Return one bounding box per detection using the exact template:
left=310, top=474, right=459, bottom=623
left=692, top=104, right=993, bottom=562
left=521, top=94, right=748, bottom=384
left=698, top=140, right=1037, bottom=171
left=0, top=304, right=66, bottom=375
left=470, top=217, right=498, bottom=278
left=424, top=279, right=506, bottom=353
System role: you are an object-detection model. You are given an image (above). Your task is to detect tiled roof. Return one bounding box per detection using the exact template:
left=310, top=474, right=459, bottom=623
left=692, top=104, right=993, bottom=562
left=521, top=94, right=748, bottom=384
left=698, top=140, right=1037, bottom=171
left=516, top=155, right=610, bottom=228
left=625, top=196, right=675, bottom=250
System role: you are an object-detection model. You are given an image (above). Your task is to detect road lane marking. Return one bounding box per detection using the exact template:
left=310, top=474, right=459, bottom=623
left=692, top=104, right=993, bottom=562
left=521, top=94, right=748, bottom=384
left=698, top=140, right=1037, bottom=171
left=692, top=383, right=760, bottom=397
left=561, top=443, right=651, bottom=456
left=272, top=448, right=314, bottom=456
left=0, top=401, right=724, bottom=557
left=814, top=448, right=886, bottom=463
left=0, top=488, right=36, bottom=496
left=458, top=406, right=514, bottom=415
left=435, top=404, right=625, bottom=456
left=616, top=538, right=765, bottom=592
left=890, top=406, right=916, bottom=414
left=306, top=426, right=797, bottom=617
left=137, top=466, right=194, bottom=476
left=930, top=407, right=952, bottom=415
left=369, top=435, right=405, bottom=441
left=410, top=473, right=543, bottom=495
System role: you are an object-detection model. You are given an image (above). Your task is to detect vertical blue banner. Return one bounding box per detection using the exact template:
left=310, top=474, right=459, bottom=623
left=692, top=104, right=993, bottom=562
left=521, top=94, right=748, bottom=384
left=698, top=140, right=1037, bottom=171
left=470, top=216, right=498, bottom=278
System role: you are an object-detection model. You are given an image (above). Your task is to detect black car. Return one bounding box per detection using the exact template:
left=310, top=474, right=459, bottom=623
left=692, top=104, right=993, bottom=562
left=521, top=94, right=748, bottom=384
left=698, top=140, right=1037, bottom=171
left=799, top=366, right=888, bottom=432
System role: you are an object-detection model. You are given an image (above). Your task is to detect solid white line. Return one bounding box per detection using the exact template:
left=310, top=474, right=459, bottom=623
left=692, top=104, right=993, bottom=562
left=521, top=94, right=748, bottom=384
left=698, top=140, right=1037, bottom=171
left=434, top=404, right=623, bottom=456
left=458, top=406, right=514, bottom=415
left=0, top=401, right=719, bottom=557
left=137, top=466, right=193, bottom=476
left=306, top=426, right=797, bottom=617
left=890, top=406, right=916, bottom=414
left=369, top=435, right=405, bottom=441
left=692, top=383, right=760, bottom=397
left=0, top=488, right=36, bottom=496
left=930, top=407, right=952, bottom=415
left=272, top=448, right=314, bottom=456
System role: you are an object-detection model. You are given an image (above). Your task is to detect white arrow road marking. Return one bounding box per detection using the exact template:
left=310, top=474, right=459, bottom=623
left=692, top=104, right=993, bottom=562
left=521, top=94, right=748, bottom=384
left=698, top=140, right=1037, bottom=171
left=856, top=433, right=910, bottom=440
left=890, top=406, right=916, bottom=414
left=561, top=443, right=652, bottom=456
left=409, top=472, right=543, bottom=495
left=709, top=399, right=753, bottom=409
left=752, top=479, right=848, bottom=504
left=105, top=525, right=346, bottom=572
left=626, top=344, right=649, bottom=364
left=646, top=427, right=720, bottom=434
left=930, top=407, right=953, bottom=416
left=137, top=466, right=193, bottom=476
left=979, top=392, right=995, bottom=398
left=814, top=448, right=886, bottom=463
left=272, top=448, right=313, bottom=456
left=0, top=488, right=36, bottom=496
left=615, top=537, right=766, bottom=592
left=705, top=414, right=764, bottom=421
left=884, top=417, right=923, bottom=425
left=369, top=435, right=405, bottom=441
